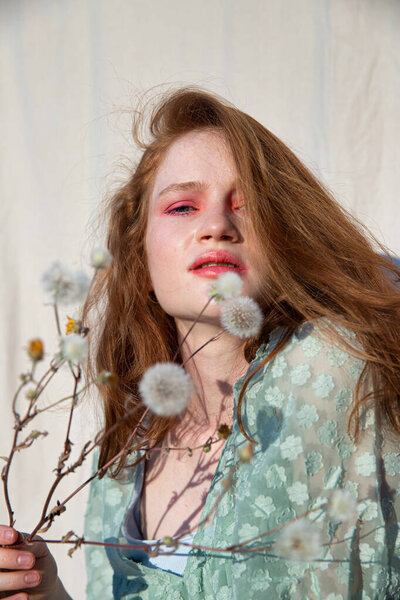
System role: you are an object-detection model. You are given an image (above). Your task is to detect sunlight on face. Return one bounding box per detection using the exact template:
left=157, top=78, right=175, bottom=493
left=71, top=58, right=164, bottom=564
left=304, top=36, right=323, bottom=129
left=145, top=129, right=264, bottom=327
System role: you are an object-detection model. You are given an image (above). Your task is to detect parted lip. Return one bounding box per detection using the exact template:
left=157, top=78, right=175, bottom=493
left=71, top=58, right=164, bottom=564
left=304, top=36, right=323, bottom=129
left=189, top=250, right=247, bottom=271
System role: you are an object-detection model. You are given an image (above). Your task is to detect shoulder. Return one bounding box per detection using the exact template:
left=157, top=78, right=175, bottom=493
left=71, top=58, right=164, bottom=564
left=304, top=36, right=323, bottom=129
left=265, top=316, right=365, bottom=389
left=241, top=318, right=367, bottom=441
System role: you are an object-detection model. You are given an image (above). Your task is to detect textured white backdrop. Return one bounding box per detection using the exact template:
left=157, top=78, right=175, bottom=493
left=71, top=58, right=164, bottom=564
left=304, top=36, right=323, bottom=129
left=1, top=1, right=399, bottom=598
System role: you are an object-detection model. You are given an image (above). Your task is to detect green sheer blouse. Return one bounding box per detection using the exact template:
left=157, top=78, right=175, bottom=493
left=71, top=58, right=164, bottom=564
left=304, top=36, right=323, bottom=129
left=84, top=319, right=400, bottom=599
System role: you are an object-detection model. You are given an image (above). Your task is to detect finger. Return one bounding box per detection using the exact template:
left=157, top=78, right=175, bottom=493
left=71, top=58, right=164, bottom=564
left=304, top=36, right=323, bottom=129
left=0, top=569, right=41, bottom=592
left=3, top=533, right=48, bottom=562
left=1, top=594, right=29, bottom=600
left=0, top=548, right=35, bottom=571
left=0, top=528, right=17, bottom=546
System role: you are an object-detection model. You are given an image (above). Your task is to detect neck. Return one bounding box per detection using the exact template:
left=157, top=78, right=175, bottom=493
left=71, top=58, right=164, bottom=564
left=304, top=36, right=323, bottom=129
left=171, top=319, right=250, bottom=445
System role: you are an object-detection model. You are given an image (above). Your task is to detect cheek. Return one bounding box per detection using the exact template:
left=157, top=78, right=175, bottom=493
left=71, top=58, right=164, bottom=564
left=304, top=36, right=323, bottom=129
left=145, top=227, right=180, bottom=292
left=147, top=228, right=174, bottom=267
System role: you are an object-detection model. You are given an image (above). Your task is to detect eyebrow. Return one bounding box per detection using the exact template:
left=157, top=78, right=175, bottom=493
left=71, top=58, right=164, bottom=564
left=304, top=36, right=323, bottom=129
left=157, top=180, right=210, bottom=198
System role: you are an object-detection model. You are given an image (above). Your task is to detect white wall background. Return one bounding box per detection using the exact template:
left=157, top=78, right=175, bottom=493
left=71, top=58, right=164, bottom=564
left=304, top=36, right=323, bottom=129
left=0, top=1, right=399, bottom=598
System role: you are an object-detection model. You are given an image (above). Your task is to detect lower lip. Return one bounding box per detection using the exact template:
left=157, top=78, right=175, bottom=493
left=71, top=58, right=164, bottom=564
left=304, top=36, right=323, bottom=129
left=190, top=266, right=246, bottom=278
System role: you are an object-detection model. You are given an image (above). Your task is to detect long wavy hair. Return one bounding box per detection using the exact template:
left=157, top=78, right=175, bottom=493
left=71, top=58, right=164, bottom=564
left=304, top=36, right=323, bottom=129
left=81, top=86, right=400, bottom=478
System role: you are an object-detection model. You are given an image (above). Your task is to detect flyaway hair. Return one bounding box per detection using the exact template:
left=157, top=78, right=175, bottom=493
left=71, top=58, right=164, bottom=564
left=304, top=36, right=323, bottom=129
left=81, top=85, right=400, bottom=477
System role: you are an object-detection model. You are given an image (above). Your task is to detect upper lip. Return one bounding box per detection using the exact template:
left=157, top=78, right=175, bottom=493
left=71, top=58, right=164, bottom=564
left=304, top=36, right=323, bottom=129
left=189, top=250, right=247, bottom=271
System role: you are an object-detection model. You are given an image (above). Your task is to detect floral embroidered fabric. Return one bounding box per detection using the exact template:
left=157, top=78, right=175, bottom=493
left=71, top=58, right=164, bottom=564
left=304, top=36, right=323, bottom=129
left=84, top=319, right=400, bottom=599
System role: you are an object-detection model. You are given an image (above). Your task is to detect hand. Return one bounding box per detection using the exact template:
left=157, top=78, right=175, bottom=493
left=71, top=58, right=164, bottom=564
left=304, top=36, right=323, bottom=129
left=0, top=525, right=58, bottom=600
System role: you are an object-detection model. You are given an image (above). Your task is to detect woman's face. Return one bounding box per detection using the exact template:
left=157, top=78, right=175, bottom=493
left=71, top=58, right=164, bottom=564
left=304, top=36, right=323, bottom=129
left=145, top=129, right=264, bottom=327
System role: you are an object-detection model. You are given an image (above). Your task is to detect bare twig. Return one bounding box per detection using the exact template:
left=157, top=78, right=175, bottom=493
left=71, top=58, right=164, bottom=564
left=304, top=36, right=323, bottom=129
left=27, top=407, right=150, bottom=541
left=53, top=303, right=62, bottom=337
left=34, top=382, right=92, bottom=415
left=182, top=330, right=224, bottom=366
left=172, top=296, right=213, bottom=361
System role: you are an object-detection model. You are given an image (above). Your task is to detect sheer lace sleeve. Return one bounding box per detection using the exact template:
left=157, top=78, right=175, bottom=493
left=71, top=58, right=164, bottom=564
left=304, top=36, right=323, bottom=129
left=230, top=319, right=400, bottom=599
left=83, top=451, right=114, bottom=600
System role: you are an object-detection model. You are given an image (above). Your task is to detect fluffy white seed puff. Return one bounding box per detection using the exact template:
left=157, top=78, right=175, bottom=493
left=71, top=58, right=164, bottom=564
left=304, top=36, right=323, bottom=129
left=220, top=296, right=263, bottom=339
left=90, top=246, right=112, bottom=269
left=60, top=334, right=88, bottom=364
left=139, top=363, right=193, bottom=417
left=209, top=272, right=243, bottom=302
left=327, top=489, right=357, bottom=523
left=42, top=261, right=89, bottom=305
left=274, top=519, right=322, bottom=561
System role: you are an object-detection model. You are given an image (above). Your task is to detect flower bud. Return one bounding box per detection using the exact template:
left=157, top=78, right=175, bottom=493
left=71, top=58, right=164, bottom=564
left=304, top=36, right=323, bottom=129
left=162, top=536, right=177, bottom=548
left=218, top=424, right=231, bottom=440
left=27, top=338, right=44, bottom=362
left=96, top=371, right=119, bottom=387
left=238, top=443, right=254, bottom=463
left=90, top=247, right=112, bottom=269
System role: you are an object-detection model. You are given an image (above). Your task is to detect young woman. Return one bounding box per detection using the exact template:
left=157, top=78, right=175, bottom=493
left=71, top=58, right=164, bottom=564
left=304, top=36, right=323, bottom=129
left=1, top=87, right=400, bottom=599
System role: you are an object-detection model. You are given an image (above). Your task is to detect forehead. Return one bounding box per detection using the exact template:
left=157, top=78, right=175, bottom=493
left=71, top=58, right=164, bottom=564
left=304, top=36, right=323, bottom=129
left=151, top=129, right=236, bottom=199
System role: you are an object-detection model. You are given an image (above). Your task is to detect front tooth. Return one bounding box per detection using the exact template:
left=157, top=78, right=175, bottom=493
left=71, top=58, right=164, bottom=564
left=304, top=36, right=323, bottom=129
left=199, top=262, right=236, bottom=268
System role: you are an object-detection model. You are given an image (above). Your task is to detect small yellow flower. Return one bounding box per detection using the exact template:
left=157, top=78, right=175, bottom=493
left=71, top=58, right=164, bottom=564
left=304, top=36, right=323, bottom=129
left=218, top=424, right=231, bottom=440
left=27, top=338, right=44, bottom=361
left=238, top=443, right=254, bottom=463
left=66, top=317, right=80, bottom=335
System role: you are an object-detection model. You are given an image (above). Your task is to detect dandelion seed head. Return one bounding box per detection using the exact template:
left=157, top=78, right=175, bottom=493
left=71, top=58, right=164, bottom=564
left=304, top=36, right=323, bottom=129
left=274, top=519, right=322, bottom=561
left=220, top=296, right=263, bottom=339
left=209, top=272, right=243, bottom=302
left=139, top=363, right=193, bottom=417
left=60, top=334, right=88, bottom=364
left=90, top=247, right=112, bottom=269
left=42, top=261, right=90, bottom=305
left=327, top=489, right=357, bottom=523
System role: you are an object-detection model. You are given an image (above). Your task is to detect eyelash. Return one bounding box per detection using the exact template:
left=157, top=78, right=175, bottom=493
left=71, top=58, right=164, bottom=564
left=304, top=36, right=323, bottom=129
left=165, top=203, right=245, bottom=216
left=165, top=204, right=197, bottom=215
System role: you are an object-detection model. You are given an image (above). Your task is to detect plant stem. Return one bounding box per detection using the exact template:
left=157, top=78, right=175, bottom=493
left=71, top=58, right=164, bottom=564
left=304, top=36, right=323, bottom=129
left=1, top=427, right=21, bottom=526
left=182, top=329, right=224, bottom=366
left=59, top=367, right=81, bottom=472
left=34, top=382, right=92, bottom=415
left=53, top=304, right=62, bottom=337
left=27, top=407, right=150, bottom=540
left=172, top=296, right=213, bottom=362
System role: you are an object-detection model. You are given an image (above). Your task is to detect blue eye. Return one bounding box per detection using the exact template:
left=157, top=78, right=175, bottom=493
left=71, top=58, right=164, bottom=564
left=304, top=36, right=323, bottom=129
left=166, top=204, right=196, bottom=215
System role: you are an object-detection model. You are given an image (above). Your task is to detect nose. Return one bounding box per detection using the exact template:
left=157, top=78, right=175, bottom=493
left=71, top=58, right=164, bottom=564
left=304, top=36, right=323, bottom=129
left=194, top=202, right=241, bottom=243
